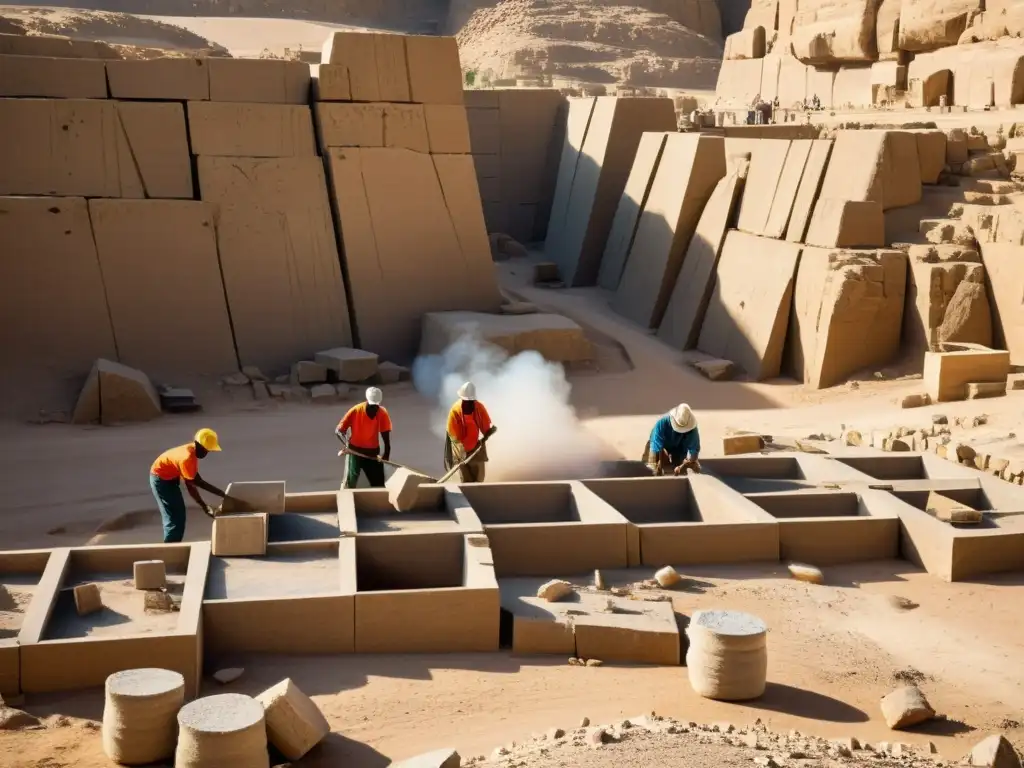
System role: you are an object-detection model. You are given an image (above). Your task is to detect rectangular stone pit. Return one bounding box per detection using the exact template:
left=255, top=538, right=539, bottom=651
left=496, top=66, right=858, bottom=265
left=338, top=485, right=483, bottom=536
left=923, top=343, right=1010, bottom=403
left=457, top=481, right=630, bottom=577
left=354, top=531, right=499, bottom=653
left=745, top=489, right=900, bottom=565
left=19, top=543, right=207, bottom=696
left=833, top=453, right=981, bottom=486
left=889, top=480, right=1024, bottom=581
left=700, top=454, right=876, bottom=494
left=0, top=548, right=52, bottom=695
left=582, top=475, right=779, bottom=567
left=202, top=539, right=355, bottom=654
left=261, top=491, right=341, bottom=544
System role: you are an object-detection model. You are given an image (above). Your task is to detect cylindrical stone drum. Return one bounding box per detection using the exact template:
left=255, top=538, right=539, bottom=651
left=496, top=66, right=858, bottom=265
left=175, top=693, right=269, bottom=768
left=102, top=667, right=186, bottom=765
left=686, top=609, right=768, bottom=701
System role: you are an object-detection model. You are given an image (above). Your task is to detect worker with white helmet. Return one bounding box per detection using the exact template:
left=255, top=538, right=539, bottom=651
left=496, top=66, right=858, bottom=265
left=336, top=387, right=393, bottom=488
left=150, top=428, right=230, bottom=543
left=643, top=403, right=701, bottom=476
left=444, top=381, right=497, bottom=483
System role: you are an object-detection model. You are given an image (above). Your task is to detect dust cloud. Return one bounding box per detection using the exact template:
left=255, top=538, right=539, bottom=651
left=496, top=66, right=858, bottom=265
left=411, top=334, right=609, bottom=481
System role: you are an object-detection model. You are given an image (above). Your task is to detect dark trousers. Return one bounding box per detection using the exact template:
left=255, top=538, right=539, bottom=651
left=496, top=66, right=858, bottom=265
left=343, top=452, right=386, bottom=489
left=150, top=474, right=186, bottom=543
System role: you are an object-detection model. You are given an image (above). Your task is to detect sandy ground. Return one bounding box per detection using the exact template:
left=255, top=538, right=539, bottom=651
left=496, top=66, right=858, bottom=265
left=44, top=575, right=184, bottom=639
left=0, top=581, right=36, bottom=639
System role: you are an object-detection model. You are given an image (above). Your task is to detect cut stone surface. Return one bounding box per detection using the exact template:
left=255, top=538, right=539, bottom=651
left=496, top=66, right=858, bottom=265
left=537, top=579, right=574, bottom=602
left=212, top=513, right=268, bottom=557
left=213, top=668, right=245, bottom=685
left=804, top=199, right=885, bottom=248
left=74, top=583, right=102, bottom=616
left=925, top=491, right=982, bottom=523
left=315, top=348, right=380, bottom=383
left=102, top=668, right=185, bottom=766
left=791, top=0, right=878, bottom=64
left=175, top=693, right=268, bottom=768
left=256, top=678, right=330, bottom=761
left=387, top=468, right=433, bottom=513
left=133, top=560, right=166, bottom=591
left=967, top=735, right=1022, bottom=768
left=966, top=381, right=1007, bottom=399
left=692, top=359, right=737, bottom=381
left=222, top=481, right=285, bottom=515
left=723, top=433, right=765, bottom=455
left=291, top=361, right=327, bottom=385
left=880, top=685, right=936, bottom=730
left=419, top=312, right=592, bottom=364
left=818, top=130, right=922, bottom=211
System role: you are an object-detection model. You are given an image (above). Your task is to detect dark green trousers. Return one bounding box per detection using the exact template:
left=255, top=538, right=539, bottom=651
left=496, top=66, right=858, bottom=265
left=343, top=452, right=385, bottom=489
left=150, top=474, right=187, bottom=543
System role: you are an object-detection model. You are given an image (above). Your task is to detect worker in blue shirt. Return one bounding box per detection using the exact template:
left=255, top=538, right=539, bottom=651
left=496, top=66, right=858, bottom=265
left=643, top=403, right=701, bottom=476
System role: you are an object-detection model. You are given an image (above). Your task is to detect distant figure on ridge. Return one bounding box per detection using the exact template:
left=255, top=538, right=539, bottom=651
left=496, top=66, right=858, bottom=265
left=336, top=387, right=392, bottom=489
left=150, top=428, right=229, bottom=543
left=444, top=381, right=497, bottom=484
left=642, top=404, right=701, bottom=476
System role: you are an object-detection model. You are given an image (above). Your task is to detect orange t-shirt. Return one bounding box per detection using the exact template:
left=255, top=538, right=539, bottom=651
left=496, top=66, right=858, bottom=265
left=447, top=401, right=492, bottom=453
left=150, top=443, right=199, bottom=481
left=338, top=403, right=392, bottom=451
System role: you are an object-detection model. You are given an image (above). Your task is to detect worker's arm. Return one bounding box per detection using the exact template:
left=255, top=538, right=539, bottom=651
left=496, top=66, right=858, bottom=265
left=380, top=431, right=391, bottom=462
left=192, top=473, right=226, bottom=499
left=477, top=403, right=496, bottom=439
left=183, top=480, right=215, bottom=517
left=686, top=428, right=701, bottom=460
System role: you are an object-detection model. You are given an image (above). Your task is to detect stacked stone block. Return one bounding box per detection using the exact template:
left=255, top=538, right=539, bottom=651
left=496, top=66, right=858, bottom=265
left=465, top=88, right=565, bottom=243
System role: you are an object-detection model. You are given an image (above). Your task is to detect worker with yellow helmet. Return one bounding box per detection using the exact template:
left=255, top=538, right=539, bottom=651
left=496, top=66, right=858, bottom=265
left=149, top=428, right=229, bottom=543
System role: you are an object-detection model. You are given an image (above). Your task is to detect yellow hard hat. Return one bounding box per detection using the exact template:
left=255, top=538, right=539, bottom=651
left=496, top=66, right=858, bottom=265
left=194, top=428, right=221, bottom=452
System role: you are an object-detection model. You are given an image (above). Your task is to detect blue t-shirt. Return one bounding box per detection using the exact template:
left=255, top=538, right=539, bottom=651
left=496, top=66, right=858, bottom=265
left=649, top=415, right=701, bottom=460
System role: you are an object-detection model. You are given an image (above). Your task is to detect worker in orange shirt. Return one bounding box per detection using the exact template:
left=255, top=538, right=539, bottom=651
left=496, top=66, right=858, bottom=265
left=444, top=381, right=497, bottom=483
left=336, top=387, right=392, bottom=489
left=150, top=428, right=229, bottom=543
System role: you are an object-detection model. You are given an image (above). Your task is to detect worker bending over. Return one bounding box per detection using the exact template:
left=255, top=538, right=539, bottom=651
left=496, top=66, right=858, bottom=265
left=444, top=381, right=497, bottom=483
left=643, top=403, right=701, bottom=476
left=336, top=387, right=392, bottom=489
left=150, top=428, right=228, bottom=543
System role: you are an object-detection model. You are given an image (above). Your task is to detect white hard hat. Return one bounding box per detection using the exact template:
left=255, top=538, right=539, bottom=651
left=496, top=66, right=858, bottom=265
left=457, top=381, right=476, bottom=400
left=366, top=387, right=383, bottom=405
left=669, top=403, right=696, bottom=433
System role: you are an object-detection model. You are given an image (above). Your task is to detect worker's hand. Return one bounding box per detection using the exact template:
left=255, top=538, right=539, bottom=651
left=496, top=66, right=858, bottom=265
left=690, top=459, right=702, bottom=474
left=382, top=451, right=390, bottom=462
left=673, top=465, right=684, bottom=476
left=337, top=449, right=346, bottom=457
left=485, top=426, right=497, bottom=438
left=200, top=503, right=216, bottom=519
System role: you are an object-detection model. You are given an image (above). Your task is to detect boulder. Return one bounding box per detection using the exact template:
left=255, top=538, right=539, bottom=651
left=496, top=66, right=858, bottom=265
left=967, top=734, right=1022, bottom=768
left=791, top=0, right=879, bottom=65
left=290, top=360, right=327, bottom=385
left=419, top=312, right=592, bottom=363
left=386, top=468, right=432, bottom=512
left=654, top=566, right=683, bottom=587
left=899, top=0, right=983, bottom=52
left=879, top=685, right=935, bottom=729
left=905, top=262, right=992, bottom=355
left=537, top=579, right=574, bottom=601
left=256, top=678, right=330, bottom=761
left=73, top=359, right=162, bottom=426
left=938, top=279, right=993, bottom=347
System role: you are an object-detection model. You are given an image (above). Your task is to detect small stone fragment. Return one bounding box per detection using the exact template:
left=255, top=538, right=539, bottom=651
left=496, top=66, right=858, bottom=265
left=74, top=583, right=102, bottom=616
left=144, top=591, right=173, bottom=612
left=309, top=383, right=336, bottom=401
left=213, top=668, right=245, bottom=685
left=0, top=707, right=42, bottom=731
left=568, top=657, right=581, bottom=666
left=900, top=393, right=931, bottom=408
left=241, top=366, right=267, bottom=382
left=586, top=727, right=612, bottom=748
left=593, top=569, right=607, bottom=590
left=610, top=586, right=630, bottom=596
left=585, top=659, right=603, bottom=667
left=222, top=371, right=250, bottom=387
left=693, top=358, right=736, bottom=381
left=654, top=566, right=682, bottom=588
left=932, top=414, right=948, bottom=425
left=580, top=717, right=590, bottom=727
left=843, top=430, right=863, bottom=447
left=548, top=727, right=565, bottom=740
left=880, top=685, right=936, bottom=730
left=537, top=579, right=574, bottom=602
left=788, top=562, right=824, bottom=584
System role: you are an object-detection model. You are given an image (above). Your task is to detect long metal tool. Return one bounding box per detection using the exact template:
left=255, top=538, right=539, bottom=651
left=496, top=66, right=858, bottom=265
left=335, top=434, right=436, bottom=480
left=437, top=433, right=492, bottom=484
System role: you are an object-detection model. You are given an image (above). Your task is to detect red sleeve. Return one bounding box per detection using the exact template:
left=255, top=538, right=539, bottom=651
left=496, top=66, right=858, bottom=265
left=379, top=407, right=393, bottom=432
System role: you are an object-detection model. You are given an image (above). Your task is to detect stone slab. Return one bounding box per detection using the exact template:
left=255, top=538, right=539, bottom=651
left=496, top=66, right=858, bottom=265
left=658, top=170, right=745, bottom=350
left=320, top=31, right=379, bottom=100
left=598, top=131, right=669, bottom=291
left=737, top=139, right=791, bottom=237
left=0, top=196, right=117, bottom=377
left=105, top=58, right=210, bottom=100
left=786, top=248, right=907, bottom=388
left=832, top=65, right=873, bottom=107
left=419, top=311, right=592, bottom=363
left=818, top=129, right=922, bottom=211
left=187, top=102, right=315, bottom=157
left=786, top=139, right=833, bottom=242
left=804, top=198, right=885, bottom=248
left=0, top=54, right=107, bottom=98
left=115, top=101, right=193, bottom=199
left=0, top=32, right=117, bottom=59
left=405, top=34, right=464, bottom=105
left=467, top=107, right=500, bottom=154
left=715, top=57, right=764, bottom=105
left=573, top=600, right=680, bottom=666
left=212, top=513, right=268, bottom=557
left=698, top=231, right=801, bottom=380
left=425, top=105, right=472, bottom=154
left=207, top=58, right=309, bottom=104
left=979, top=244, right=1024, bottom=365
left=223, top=481, right=286, bottom=514
left=199, top=156, right=353, bottom=372
left=88, top=199, right=238, bottom=379
left=433, top=153, right=499, bottom=292
left=764, top=140, right=813, bottom=239
left=613, top=133, right=727, bottom=329
left=544, top=97, right=596, bottom=272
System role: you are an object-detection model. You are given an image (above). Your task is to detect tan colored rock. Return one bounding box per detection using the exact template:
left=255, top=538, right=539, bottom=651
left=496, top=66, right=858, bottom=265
left=967, top=734, right=1023, bottom=768
left=818, top=131, right=921, bottom=211
left=74, top=583, right=102, bottom=616
left=314, top=348, right=379, bottom=383
left=805, top=199, right=885, bottom=248
left=692, top=359, right=737, bottom=381
left=725, top=27, right=767, bottom=60
left=654, top=566, right=683, bottom=588
left=102, top=668, right=185, bottom=766
left=386, top=468, right=432, bottom=513
left=75, top=359, right=162, bottom=426
left=791, top=0, right=879, bottom=65
left=880, top=686, right=935, bottom=730
left=938, top=279, right=992, bottom=347
left=133, top=560, right=166, bottom=591
left=419, top=312, right=592, bottom=364
left=213, top=668, right=245, bottom=685
left=947, top=129, right=969, bottom=164
left=899, top=0, right=982, bottom=52
left=723, top=433, right=765, bottom=455
left=908, top=130, right=948, bottom=184
left=537, top=579, right=574, bottom=602
left=256, top=678, right=330, bottom=761
left=211, top=513, right=268, bottom=557
left=175, top=693, right=268, bottom=768
left=905, top=262, right=992, bottom=355
left=925, top=490, right=982, bottom=523
left=144, top=591, right=173, bottom=612
left=788, top=563, right=824, bottom=584
left=966, top=381, right=1006, bottom=399
left=391, top=749, right=462, bottom=768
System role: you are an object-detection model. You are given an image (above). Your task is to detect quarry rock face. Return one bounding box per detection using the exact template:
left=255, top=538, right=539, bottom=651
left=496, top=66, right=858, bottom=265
left=791, top=0, right=879, bottom=64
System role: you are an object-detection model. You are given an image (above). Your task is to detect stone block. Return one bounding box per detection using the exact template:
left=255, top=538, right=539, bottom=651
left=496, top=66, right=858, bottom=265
left=613, top=133, right=726, bottom=329
left=419, top=311, right=592, bottom=363
left=723, top=433, right=766, bottom=455
left=115, top=102, right=194, bottom=198
left=0, top=32, right=118, bottom=59
left=311, top=63, right=350, bottom=101
left=315, top=348, right=379, bottom=383
left=967, top=734, right=1022, bottom=768
left=212, top=513, right=268, bottom=557
left=818, top=130, right=922, bottom=211
left=133, top=560, right=166, bottom=590
left=765, top=140, right=813, bottom=239
left=545, top=96, right=677, bottom=287
left=807, top=67, right=836, bottom=108
left=786, top=139, right=833, bottom=243
left=724, top=27, right=766, bottom=60
left=387, top=468, right=433, bottom=512
left=658, top=169, right=745, bottom=350
left=966, top=381, right=1006, bottom=399
left=979, top=244, right=1024, bottom=366
left=697, top=231, right=801, bottom=381
left=909, top=129, right=947, bottom=184
left=736, top=139, right=791, bottom=239
left=256, top=678, right=330, bottom=761
left=222, top=481, right=286, bottom=514
left=923, top=343, right=1009, bottom=402
left=207, top=58, right=309, bottom=103
left=88, top=200, right=238, bottom=379
left=805, top=199, right=885, bottom=248
left=317, top=102, right=384, bottom=147
left=105, top=58, right=209, bottom=100
left=900, top=0, right=981, bottom=52
left=425, top=105, right=472, bottom=154
left=291, top=361, right=327, bottom=385
left=74, top=583, right=102, bottom=616
left=405, top=35, right=464, bottom=105
left=383, top=103, right=429, bottom=152
left=320, top=31, right=380, bottom=100
left=0, top=54, right=107, bottom=98
left=905, top=262, right=991, bottom=356
left=715, top=57, right=764, bottom=105
left=832, top=65, right=873, bottom=107
left=374, top=33, right=411, bottom=102
left=791, top=0, right=879, bottom=64
left=187, top=102, right=315, bottom=157
left=88, top=359, right=163, bottom=425
left=792, top=248, right=906, bottom=388
left=391, top=749, right=461, bottom=768
left=880, top=685, right=935, bottom=729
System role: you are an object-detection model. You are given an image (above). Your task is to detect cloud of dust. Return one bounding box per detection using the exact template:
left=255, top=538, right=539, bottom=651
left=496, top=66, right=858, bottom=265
left=411, top=333, right=608, bottom=482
